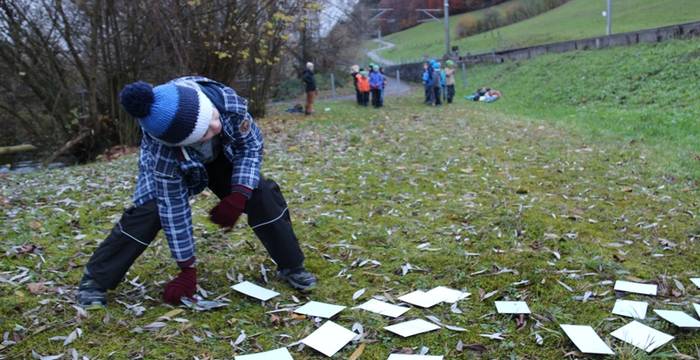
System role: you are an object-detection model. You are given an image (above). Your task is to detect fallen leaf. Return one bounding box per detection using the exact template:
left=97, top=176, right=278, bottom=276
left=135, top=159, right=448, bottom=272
left=27, top=283, right=47, bottom=295
left=348, top=343, right=366, bottom=360
left=63, top=328, right=82, bottom=346
left=352, top=288, right=366, bottom=301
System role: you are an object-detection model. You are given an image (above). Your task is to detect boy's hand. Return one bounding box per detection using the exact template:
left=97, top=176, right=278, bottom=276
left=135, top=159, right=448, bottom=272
left=163, top=267, right=196, bottom=304
left=209, top=188, right=249, bottom=228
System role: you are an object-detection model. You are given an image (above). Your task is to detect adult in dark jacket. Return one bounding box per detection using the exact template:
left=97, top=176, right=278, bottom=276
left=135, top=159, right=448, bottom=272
left=76, top=76, right=317, bottom=307
left=302, top=62, right=318, bottom=115
left=351, top=65, right=360, bottom=105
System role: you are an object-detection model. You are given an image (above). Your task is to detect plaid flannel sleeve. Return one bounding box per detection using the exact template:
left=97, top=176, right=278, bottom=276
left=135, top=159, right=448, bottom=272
left=134, top=135, right=195, bottom=262
left=226, top=112, right=263, bottom=190
left=154, top=169, right=194, bottom=262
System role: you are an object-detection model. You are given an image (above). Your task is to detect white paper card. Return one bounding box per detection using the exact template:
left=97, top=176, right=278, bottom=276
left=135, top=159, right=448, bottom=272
left=495, top=301, right=531, bottom=314
left=425, top=286, right=469, bottom=304
left=301, top=321, right=356, bottom=357
left=612, top=300, right=648, bottom=319
left=653, top=309, right=700, bottom=328
left=232, top=281, right=279, bottom=301
left=294, top=301, right=346, bottom=319
left=694, top=303, right=700, bottom=318
left=355, top=299, right=410, bottom=318
left=560, top=324, right=615, bottom=355
left=610, top=321, right=674, bottom=353
left=691, top=278, right=700, bottom=288
left=398, top=290, right=442, bottom=308
left=384, top=319, right=441, bottom=338
left=387, top=355, right=444, bottom=360
left=614, top=280, right=657, bottom=295
left=235, top=348, right=294, bottom=360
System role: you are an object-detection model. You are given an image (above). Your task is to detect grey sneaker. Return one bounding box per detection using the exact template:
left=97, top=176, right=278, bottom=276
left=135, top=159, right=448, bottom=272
left=77, top=272, right=107, bottom=307
left=278, top=267, right=317, bottom=291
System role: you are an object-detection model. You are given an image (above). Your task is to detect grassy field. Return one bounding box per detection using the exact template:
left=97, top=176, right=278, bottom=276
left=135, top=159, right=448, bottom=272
left=375, top=0, right=700, bottom=63
left=458, top=38, right=700, bottom=179
left=2, top=38, right=700, bottom=358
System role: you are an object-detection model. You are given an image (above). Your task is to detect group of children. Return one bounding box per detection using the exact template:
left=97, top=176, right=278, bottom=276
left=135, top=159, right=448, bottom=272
left=422, top=59, right=457, bottom=106
left=351, top=64, right=387, bottom=108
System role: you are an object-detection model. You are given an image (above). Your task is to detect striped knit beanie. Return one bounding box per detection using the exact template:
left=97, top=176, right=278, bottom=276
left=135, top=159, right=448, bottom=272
left=119, top=81, right=213, bottom=146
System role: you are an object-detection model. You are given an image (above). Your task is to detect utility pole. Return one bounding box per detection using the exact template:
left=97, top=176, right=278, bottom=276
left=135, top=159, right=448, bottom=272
left=418, top=3, right=451, bottom=57
left=444, top=0, right=450, bottom=56
left=606, top=0, right=612, bottom=35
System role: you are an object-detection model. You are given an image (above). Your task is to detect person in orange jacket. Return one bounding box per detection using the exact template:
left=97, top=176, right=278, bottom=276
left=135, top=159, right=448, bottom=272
left=356, top=70, right=370, bottom=107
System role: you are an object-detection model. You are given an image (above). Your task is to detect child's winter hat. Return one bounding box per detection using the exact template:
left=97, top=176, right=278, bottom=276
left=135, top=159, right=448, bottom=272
left=119, top=81, right=214, bottom=146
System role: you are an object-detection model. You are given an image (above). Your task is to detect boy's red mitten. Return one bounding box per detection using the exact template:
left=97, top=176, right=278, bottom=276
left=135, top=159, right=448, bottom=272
left=209, top=186, right=250, bottom=228
left=163, top=267, right=196, bottom=304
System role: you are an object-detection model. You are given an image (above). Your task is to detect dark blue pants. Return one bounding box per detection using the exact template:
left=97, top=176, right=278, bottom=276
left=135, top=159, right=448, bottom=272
left=86, top=155, right=304, bottom=289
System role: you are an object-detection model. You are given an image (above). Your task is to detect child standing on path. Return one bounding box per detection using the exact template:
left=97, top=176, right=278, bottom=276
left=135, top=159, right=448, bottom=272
left=77, top=76, right=317, bottom=306
left=444, top=60, right=456, bottom=104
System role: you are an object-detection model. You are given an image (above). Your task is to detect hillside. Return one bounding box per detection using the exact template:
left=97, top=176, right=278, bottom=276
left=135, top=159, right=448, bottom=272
left=463, top=38, right=700, bottom=178
left=375, top=0, right=700, bottom=63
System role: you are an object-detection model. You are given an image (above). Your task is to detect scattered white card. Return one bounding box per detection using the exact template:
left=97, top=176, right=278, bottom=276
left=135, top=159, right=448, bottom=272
left=612, top=299, right=648, bottom=319
left=425, top=286, right=470, bottom=304
left=614, top=280, right=657, bottom=295
left=653, top=309, right=700, bottom=328
left=355, top=299, right=410, bottom=318
left=560, top=324, right=615, bottom=355
left=694, top=303, right=700, bottom=318
left=495, top=301, right=531, bottom=314
left=691, top=278, right=700, bottom=288
left=234, top=348, right=294, bottom=360
left=301, top=321, right=356, bottom=357
left=384, top=319, right=441, bottom=338
left=294, top=301, right=346, bottom=319
left=387, top=355, right=444, bottom=360
left=610, top=321, right=674, bottom=353
left=232, top=281, right=279, bottom=301
left=398, top=290, right=442, bottom=308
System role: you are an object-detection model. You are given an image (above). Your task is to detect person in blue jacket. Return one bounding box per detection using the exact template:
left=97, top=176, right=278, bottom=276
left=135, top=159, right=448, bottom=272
left=77, top=76, right=317, bottom=307
left=422, top=62, right=433, bottom=104
left=369, top=65, right=384, bottom=108
left=431, top=61, right=443, bottom=106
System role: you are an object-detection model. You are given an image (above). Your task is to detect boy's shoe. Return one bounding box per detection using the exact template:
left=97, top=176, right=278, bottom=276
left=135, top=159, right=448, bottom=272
left=77, top=272, right=107, bottom=307
left=278, top=267, right=317, bottom=291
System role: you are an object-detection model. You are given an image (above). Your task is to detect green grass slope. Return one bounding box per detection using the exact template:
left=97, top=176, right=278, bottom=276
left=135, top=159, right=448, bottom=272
left=461, top=38, right=700, bottom=179
left=378, top=0, right=700, bottom=62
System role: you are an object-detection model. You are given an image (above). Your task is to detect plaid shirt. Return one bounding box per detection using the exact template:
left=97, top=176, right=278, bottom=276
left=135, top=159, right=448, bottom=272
left=132, top=76, right=263, bottom=262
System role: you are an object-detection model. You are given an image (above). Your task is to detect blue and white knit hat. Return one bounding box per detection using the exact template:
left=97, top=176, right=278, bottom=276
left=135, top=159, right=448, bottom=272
left=119, top=81, right=214, bottom=146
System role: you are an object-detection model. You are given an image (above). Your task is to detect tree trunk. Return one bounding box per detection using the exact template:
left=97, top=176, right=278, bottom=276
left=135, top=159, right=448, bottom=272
left=0, top=144, right=37, bottom=156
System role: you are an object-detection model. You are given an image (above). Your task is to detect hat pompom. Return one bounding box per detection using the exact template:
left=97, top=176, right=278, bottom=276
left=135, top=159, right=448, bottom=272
left=119, top=81, right=155, bottom=118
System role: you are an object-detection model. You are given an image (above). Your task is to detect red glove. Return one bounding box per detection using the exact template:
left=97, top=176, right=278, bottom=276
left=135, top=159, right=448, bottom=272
left=209, top=187, right=250, bottom=228
left=163, top=267, right=196, bottom=305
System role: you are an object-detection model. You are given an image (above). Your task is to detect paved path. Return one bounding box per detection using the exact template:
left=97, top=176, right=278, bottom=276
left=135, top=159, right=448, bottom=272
left=367, top=38, right=397, bottom=66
